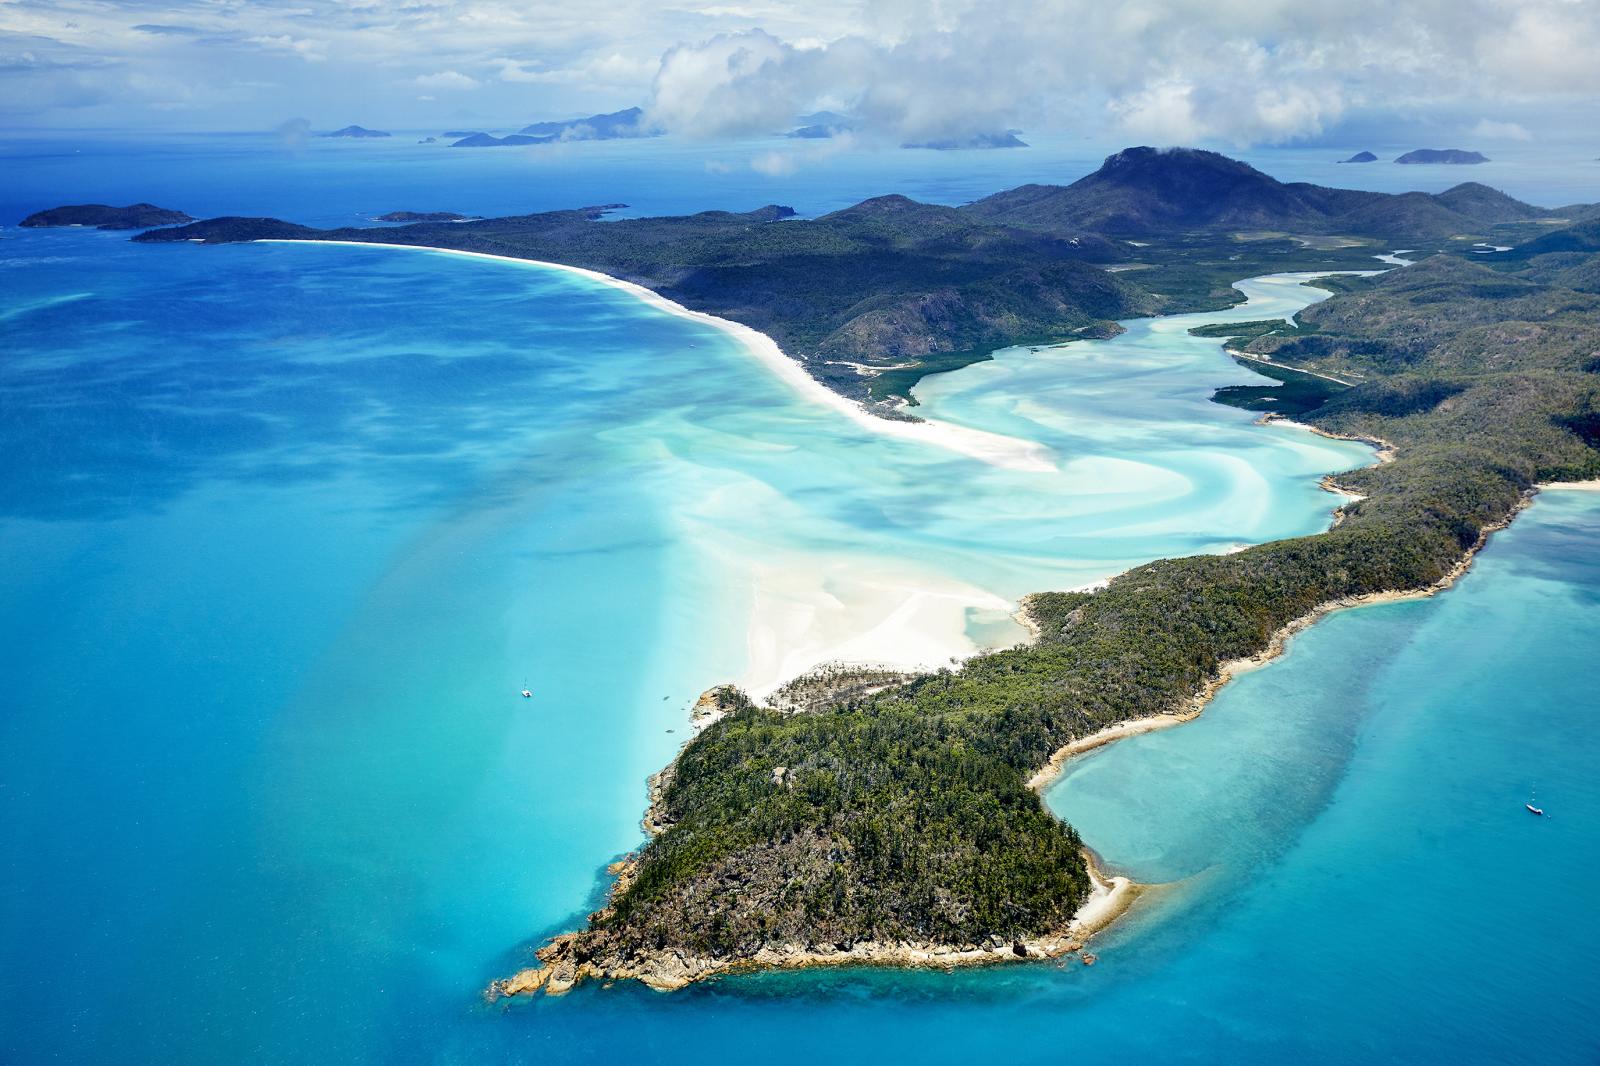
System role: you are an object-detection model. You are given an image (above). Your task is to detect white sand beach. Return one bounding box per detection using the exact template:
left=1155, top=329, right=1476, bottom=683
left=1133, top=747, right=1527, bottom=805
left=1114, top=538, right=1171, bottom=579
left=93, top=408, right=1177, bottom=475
left=269, top=240, right=1059, bottom=474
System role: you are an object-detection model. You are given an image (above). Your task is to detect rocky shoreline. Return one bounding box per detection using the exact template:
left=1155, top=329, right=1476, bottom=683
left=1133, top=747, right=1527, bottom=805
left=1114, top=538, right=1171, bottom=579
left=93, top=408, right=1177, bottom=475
left=487, top=844, right=1137, bottom=997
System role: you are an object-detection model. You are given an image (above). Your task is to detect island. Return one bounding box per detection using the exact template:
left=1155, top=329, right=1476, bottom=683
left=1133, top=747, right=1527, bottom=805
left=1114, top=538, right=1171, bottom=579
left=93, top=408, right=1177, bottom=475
left=903, top=132, right=1029, bottom=150
left=1339, top=151, right=1378, bottom=163
left=1395, top=148, right=1489, bottom=164
left=19, top=203, right=194, bottom=229
left=786, top=111, right=855, bottom=138
left=449, top=132, right=550, bottom=148
left=372, top=211, right=472, bottom=223
left=321, top=125, right=391, bottom=139
left=113, top=150, right=1600, bottom=993
left=516, top=106, right=656, bottom=140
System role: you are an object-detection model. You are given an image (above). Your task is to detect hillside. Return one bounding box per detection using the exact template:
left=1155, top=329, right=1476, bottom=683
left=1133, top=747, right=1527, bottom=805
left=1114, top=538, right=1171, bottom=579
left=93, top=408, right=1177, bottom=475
left=963, top=147, right=1543, bottom=238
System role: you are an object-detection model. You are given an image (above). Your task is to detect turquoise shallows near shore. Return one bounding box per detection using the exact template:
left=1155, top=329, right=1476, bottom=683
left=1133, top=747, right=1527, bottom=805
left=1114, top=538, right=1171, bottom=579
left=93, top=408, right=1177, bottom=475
left=2, top=224, right=1597, bottom=1063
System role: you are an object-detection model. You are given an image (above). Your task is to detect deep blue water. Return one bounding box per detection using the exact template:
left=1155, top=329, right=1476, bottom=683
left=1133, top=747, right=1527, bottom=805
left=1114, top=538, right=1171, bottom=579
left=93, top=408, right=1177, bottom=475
left=3, top=135, right=1599, bottom=1064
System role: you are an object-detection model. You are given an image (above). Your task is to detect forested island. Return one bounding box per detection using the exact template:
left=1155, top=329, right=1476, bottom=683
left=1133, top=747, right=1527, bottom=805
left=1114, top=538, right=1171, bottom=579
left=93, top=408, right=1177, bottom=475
left=1395, top=149, right=1489, bottom=164
left=103, top=148, right=1600, bottom=992
left=20, top=203, right=193, bottom=229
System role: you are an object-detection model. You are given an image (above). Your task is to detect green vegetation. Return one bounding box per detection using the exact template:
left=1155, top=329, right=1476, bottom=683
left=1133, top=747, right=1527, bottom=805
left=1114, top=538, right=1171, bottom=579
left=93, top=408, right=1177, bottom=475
left=1211, top=357, right=1350, bottom=416
left=1186, top=318, right=1298, bottom=341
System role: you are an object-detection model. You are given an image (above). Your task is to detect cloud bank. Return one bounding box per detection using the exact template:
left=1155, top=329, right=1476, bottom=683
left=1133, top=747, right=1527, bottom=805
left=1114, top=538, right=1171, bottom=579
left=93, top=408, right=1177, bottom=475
left=1, top=0, right=1596, bottom=143
left=642, top=0, right=1600, bottom=146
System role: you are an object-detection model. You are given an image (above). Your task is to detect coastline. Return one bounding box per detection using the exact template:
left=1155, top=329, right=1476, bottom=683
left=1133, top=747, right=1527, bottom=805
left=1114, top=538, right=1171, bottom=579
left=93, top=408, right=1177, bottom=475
left=263, top=240, right=1058, bottom=474
left=490, top=846, right=1140, bottom=997
left=1027, top=442, right=1546, bottom=807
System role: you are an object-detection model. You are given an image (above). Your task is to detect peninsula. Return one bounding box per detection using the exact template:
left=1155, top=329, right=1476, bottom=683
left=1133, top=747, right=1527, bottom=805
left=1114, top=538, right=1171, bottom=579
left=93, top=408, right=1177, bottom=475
left=105, top=149, right=1600, bottom=992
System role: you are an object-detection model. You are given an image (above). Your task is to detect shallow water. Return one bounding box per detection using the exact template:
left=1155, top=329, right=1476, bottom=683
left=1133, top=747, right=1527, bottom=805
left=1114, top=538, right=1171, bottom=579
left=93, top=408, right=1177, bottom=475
left=3, top=136, right=1598, bottom=1063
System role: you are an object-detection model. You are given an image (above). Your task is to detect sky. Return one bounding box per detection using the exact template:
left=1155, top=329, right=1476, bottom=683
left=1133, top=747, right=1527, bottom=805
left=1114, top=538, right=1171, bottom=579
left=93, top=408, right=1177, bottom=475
left=3, top=0, right=1599, bottom=147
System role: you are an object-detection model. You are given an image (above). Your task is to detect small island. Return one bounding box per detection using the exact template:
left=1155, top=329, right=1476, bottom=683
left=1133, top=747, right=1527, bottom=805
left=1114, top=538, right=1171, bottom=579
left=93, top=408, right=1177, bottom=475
left=450, top=132, right=550, bottom=148
left=1395, top=148, right=1489, bottom=164
left=1339, top=151, right=1378, bottom=163
left=321, top=125, right=390, bottom=139
left=904, top=132, right=1029, bottom=150
left=373, top=211, right=473, bottom=223
left=19, top=203, right=194, bottom=230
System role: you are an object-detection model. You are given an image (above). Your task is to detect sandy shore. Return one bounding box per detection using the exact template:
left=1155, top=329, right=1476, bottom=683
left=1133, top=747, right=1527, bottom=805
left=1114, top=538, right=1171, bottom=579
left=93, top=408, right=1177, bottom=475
left=736, top=561, right=1012, bottom=700
left=265, top=239, right=1057, bottom=474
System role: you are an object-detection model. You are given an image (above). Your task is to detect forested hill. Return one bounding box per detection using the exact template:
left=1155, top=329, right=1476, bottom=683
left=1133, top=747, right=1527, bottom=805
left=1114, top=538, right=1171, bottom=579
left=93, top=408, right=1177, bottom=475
left=961, top=146, right=1554, bottom=237
left=129, top=147, right=1597, bottom=411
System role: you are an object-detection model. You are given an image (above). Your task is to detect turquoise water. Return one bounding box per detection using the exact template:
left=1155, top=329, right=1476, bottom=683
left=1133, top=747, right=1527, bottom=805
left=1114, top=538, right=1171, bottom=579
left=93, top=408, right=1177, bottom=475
left=3, top=138, right=1599, bottom=1063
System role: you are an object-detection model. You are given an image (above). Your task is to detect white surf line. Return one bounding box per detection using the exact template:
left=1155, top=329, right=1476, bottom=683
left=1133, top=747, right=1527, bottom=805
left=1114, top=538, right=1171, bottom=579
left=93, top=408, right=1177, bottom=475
left=259, top=239, right=1058, bottom=474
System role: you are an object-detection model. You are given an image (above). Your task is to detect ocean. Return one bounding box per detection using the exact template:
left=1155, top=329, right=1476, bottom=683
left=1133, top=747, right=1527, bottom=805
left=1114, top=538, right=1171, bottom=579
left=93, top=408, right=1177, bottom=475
left=2, top=132, right=1597, bottom=1064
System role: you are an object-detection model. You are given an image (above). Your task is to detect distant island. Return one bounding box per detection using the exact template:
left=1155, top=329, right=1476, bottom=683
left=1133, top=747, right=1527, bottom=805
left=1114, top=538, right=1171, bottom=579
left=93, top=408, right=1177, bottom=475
left=449, top=132, right=550, bottom=148
left=516, top=106, right=656, bottom=141
left=107, top=146, right=1600, bottom=995
left=1339, top=151, right=1378, bottom=163
left=19, top=203, right=194, bottom=229
left=372, top=211, right=473, bottom=222
left=904, top=132, right=1029, bottom=150
left=321, top=125, right=391, bottom=139
left=783, top=114, right=1028, bottom=150
left=786, top=111, right=855, bottom=139
left=1395, top=148, right=1489, bottom=164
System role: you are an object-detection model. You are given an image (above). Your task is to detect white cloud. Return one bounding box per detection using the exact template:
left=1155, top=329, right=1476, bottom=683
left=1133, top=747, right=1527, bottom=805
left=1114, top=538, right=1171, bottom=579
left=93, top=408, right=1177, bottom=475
left=245, top=35, right=327, bottom=62
left=640, top=0, right=1600, bottom=147
left=2, top=0, right=1597, bottom=141
left=414, top=70, right=480, bottom=90
left=1471, top=118, right=1533, bottom=141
